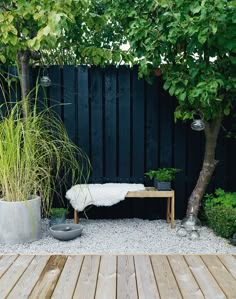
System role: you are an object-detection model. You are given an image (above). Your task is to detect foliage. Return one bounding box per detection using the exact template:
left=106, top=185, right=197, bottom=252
left=0, top=0, right=129, bottom=66
left=0, top=99, right=90, bottom=215
left=203, top=189, right=236, bottom=238
left=107, top=0, right=236, bottom=120
left=145, top=168, right=180, bottom=182
left=49, top=208, right=68, bottom=218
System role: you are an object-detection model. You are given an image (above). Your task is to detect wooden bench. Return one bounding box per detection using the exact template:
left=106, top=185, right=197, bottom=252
left=74, top=187, right=175, bottom=228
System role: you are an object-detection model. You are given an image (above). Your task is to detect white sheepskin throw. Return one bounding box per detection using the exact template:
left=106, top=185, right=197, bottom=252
left=66, top=183, right=145, bottom=211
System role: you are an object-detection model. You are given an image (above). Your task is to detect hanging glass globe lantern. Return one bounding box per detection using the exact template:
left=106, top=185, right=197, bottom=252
left=177, top=225, right=188, bottom=237
left=191, top=111, right=205, bottom=131
left=188, top=227, right=200, bottom=241
left=40, top=75, right=51, bottom=87
left=181, top=210, right=201, bottom=231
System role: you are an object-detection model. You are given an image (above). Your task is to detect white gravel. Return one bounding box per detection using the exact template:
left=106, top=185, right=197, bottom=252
left=0, top=218, right=235, bottom=254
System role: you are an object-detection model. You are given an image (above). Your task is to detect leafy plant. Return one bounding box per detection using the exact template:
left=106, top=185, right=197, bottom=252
left=145, top=168, right=180, bottom=182
left=203, top=189, right=236, bottom=239
left=0, top=99, right=90, bottom=215
left=49, top=208, right=68, bottom=219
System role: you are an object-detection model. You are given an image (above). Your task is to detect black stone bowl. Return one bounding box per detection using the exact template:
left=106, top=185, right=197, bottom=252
left=50, top=223, right=83, bottom=241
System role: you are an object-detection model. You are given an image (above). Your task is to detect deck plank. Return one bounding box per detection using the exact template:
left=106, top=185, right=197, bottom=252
left=8, top=255, right=50, bottom=299
left=151, top=255, right=182, bottom=299
left=218, top=255, right=236, bottom=280
left=168, top=255, right=204, bottom=298
left=201, top=255, right=236, bottom=299
left=29, top=255, right=67, bottom=299
left=134, top=255, right=160, bottom=299
left=0, top=254, right=235, bottom=299
left=95, top=255, right=116, bottom=299
left=0, top=255, right=34, bottom=298
left=0, top=255, right=18, bottom=279
left=185, top=255, right=226, bottom=299
left=52, top=255, right=84, bottom=299
left=73, top=255, right=100, bottom=299
left=117, top=255, right=138, bottom=299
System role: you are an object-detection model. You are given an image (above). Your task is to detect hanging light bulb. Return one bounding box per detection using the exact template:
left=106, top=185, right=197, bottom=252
left=40, top=75, right=51, bottom=87
left=191, top=111, right=205, bottom=131
left=40, top=68, right=51, bottom=87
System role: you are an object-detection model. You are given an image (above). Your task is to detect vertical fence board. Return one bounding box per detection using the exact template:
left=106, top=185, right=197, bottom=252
left=174, top=121, right=187, bottom=218
left=132, top=68, right=145, bottom=182
left=77, top=66, right=90, bottom=155
left=146, top=79, right=159, bottom=172
left=63, top=66, right=76, bottom=143
left=104, top=67, right=117, bottom=181
left=48, top=65, right=62, bottom=118
left=118, top=67, right=131, bottom=182
left=159, top=89, right=173, bottom=168
left=90, top=67, right=103, bottom=181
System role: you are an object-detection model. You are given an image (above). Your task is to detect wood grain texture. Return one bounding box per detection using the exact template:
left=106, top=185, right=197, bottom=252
left=134, top=255, right=160, bottom=299
left=73, top=255, right=100, bottom=299
left=201, top=255, right=236, bottom=299
left=0, top=255, right=34, bottom=298
left=218, top=254, right=236, bottom=280
left=29, top=255, right=67, bottom=299
left=8, top=255, right=50, bottom=299
left=0, top=254, right=235, bottom=299
left=168, top=255, right=204, bottom=298
left=52, top=255, right=84, bottom=299
left=0, top=255, right=18, bottom=279
left=126, top=188, right=174, bottom=198
left=185, top=255, right=226, bottom=299
left=95, top=255, right=116, bottom=299
left=151, top=255, right=182, bottom=299
left=117, top=255, right=138, bottom=299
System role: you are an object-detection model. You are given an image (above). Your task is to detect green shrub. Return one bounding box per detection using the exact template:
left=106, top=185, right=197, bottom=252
left=203, top=189, right=236, bottom=239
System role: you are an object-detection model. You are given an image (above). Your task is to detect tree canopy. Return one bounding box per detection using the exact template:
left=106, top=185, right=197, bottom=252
left=108, top=0, right=236, bottom=120
left=0, top=0, right=128, bottom=66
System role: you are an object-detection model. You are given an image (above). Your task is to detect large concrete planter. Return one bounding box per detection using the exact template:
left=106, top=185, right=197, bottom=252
left=0, top=196, right=41, bottom=244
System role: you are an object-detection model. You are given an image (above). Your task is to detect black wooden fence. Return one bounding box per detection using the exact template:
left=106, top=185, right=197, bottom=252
left=1, top=65, right=236, bottom=219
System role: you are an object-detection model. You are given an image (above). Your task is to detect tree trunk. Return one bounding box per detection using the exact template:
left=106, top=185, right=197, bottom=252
left=17, top=50, right=31, bottom=119
left=186, top=117, right=223, bottom=216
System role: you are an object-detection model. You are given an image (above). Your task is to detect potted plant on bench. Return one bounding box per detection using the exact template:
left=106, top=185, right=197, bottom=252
left=145, top=168, right=180, bottom=191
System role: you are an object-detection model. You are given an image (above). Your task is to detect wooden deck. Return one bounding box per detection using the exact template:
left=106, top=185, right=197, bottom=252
left=0, top=255, right=235, bottom=298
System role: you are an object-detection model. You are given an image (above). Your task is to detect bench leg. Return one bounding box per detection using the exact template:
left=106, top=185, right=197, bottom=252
left=74, top=209, right=79, bottom=224
left=166, top=197, right=171, bottom=223
left=171, top=194, right=175, bottom=229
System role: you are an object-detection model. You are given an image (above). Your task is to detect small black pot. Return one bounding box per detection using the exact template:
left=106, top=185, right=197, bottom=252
left=154, top=179, right=171, bottom=191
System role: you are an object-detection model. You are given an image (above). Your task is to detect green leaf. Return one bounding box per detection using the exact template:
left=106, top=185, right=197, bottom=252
left=0, top=54, right=6, bottom=63
left=198, top=30, right=208, bottom=44
left=179, top=91, right=186, bottom=101
left=9, top=35, right=17, bottom=46
left=163, top=80, right=171, bottom=90
left=190, top=6, right=201, bottom=14
left=169, top=85, right=175, bottom=96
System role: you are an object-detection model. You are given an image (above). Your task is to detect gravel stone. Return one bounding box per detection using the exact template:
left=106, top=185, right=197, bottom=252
left=0, top=219, right=235, bottom=254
